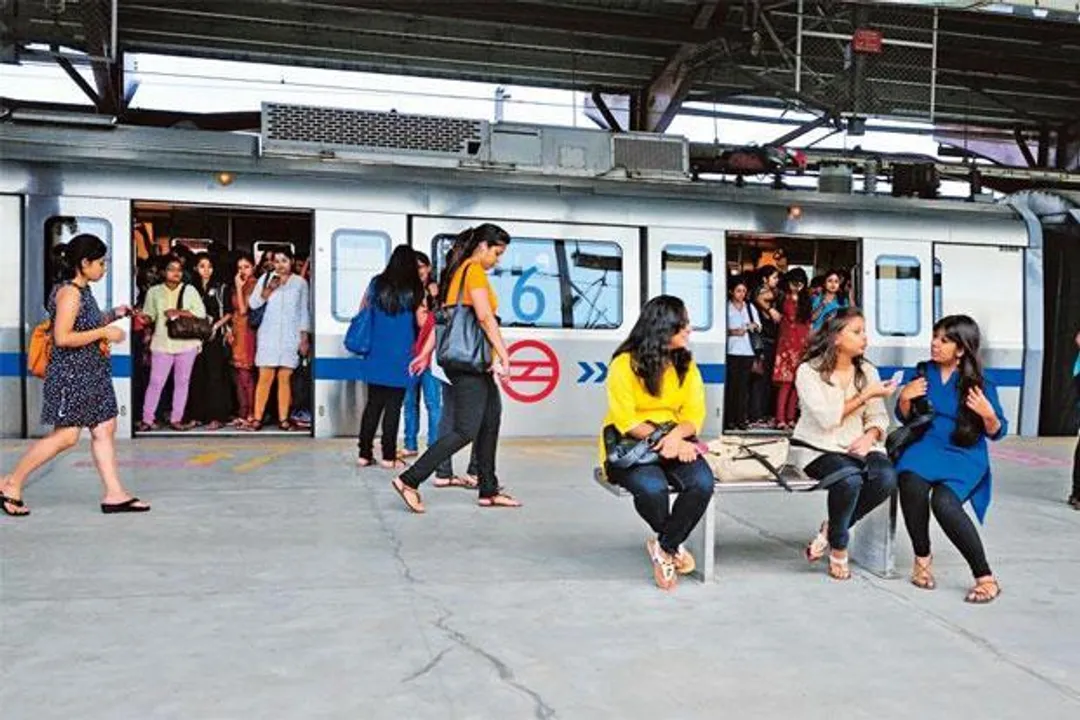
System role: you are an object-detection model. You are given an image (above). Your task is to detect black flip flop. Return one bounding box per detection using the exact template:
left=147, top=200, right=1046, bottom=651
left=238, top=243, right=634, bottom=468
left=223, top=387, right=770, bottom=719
left=101, top=498, right=151, bottom=514
left=2, top=493, right=30, bottom=517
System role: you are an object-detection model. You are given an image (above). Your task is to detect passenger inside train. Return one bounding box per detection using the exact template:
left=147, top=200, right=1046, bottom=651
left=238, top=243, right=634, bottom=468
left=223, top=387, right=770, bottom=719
left=129, top=205, right=314, bottom=435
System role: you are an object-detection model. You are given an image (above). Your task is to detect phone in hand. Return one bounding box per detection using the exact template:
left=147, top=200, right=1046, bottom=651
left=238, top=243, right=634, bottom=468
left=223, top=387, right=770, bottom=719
left=890, top=369, right=905, bottom=387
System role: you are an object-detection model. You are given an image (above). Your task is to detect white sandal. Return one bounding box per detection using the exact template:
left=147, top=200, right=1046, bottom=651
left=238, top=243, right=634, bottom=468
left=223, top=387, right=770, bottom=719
left=806, top=521, right=829, bottom=563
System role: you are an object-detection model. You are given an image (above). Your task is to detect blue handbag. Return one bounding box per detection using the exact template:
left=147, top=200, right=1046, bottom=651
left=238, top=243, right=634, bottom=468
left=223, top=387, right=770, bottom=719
left=344, top=284, right=374, bottom=357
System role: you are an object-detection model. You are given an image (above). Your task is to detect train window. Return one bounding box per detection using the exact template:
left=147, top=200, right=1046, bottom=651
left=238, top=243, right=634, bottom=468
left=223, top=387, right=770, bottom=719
left=331, top=229, right=390, bottom=321
left=44, top=216, right=112, bottom=311
left=875, top=255, right=921, bottom=336
left=431, top=234, right=623, bottom=329
left=932, top=257, right=943, bottom=322
left=661, top=245, right=713, bottom=330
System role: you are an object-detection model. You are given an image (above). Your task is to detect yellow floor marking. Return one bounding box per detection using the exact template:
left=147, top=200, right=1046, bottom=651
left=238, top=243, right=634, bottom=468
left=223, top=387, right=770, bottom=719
left=232, top=447, right=296, bottom=474
left=187, top=451, right=234, bottom=467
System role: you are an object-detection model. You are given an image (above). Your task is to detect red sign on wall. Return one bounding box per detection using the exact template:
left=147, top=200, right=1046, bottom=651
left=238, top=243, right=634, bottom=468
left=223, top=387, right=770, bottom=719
left=852, top=28, right=883, bottom=54
left=499, top=339, right=560, bottom=404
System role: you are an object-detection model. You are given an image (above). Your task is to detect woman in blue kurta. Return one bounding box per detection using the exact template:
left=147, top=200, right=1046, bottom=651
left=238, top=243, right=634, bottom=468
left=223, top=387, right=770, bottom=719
left=895, top=315, right=1006, bottom=604
left=354, top=245, right=425, bottom=469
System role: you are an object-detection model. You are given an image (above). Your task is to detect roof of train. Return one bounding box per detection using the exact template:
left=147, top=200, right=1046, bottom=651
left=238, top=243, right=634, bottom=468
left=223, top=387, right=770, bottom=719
left=0, top=122, right=1030, bottom=222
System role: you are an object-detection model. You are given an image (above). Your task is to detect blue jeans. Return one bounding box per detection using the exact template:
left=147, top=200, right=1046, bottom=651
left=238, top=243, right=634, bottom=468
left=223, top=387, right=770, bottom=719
left=403, top=369, right=442, bottom=452
left=811, top=452, right=898, bottom=551
left=607, top=456, right=715, bottom=556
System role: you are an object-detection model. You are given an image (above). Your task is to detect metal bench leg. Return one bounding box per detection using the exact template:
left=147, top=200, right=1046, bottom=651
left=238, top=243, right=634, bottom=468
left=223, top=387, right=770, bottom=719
left=848, top=490, right=898, bottom=579
left=685, top=495, right=716, bottom=583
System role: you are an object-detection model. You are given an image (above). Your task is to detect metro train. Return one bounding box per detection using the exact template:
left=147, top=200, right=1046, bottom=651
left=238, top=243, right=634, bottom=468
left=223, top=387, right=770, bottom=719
left=0, top=109, right=1058, bottom=441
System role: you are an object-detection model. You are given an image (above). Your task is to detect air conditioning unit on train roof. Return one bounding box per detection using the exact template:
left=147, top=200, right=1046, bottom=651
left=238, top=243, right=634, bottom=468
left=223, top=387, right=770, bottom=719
left=486, top=123, right=612, bottom=176
left=611, top=133, right=690, bottom=180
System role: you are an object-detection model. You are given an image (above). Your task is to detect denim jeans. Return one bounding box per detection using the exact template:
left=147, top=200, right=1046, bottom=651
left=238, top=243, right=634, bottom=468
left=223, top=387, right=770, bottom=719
left=607, top=456, right=715, bottom=557
left=403, top=369, right=442, bottom=452
left=808, top=452, right=898, bottom=550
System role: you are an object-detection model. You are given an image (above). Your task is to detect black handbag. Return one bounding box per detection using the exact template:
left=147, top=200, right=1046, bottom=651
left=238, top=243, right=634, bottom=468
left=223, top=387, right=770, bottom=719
left=166, top=284, right=213, bottom=341
left=603, top=422, right=678, bottom=471
left=435, top=263, right=491, bottom=374
left=886, top=362, right=935, bottom=463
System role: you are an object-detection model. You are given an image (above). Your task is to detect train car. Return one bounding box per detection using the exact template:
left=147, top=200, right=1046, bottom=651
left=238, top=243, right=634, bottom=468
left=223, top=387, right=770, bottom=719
left=0, top=108, right=1051, bottom=443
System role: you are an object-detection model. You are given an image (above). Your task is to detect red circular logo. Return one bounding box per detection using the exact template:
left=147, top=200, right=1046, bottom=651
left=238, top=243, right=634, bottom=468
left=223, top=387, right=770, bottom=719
left=499, top=339, right=560, bottom=403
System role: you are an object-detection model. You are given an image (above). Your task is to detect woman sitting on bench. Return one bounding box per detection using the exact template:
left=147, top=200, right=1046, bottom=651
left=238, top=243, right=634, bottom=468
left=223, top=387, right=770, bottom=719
left=601, top=295, right=713, bottom=591
left=791, top=307, right=899, bottom=581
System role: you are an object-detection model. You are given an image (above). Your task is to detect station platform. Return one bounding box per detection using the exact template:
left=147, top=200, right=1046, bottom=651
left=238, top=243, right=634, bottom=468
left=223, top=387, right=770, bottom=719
left=2, top=436, right=1079, bottom=719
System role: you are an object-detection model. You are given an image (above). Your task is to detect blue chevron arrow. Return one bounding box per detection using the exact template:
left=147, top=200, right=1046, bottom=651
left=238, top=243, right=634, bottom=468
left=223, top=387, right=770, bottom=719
left=577, top=361, right=608, bottom=384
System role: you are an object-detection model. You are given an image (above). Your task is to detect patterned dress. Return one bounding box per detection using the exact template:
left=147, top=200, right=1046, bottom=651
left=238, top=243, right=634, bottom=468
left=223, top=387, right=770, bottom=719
left=772, top=294, right=811, bottom=384
left=41, top=283, right=118, bottom=428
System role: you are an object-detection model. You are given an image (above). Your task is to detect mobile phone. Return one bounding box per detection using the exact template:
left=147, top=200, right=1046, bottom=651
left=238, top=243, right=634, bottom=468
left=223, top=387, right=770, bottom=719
left=890, top=369, right=905, bottom=386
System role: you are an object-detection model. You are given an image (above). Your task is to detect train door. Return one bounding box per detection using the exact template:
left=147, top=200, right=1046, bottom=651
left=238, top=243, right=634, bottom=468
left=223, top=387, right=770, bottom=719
left=860, top=239, right=933, bottom=376
left=0, top=195, right=23, bottom=437
left=933, top=243, right=1025, bottom=432
left=24, top=196, right=132, bottom=438
left=415, top=216, right=640, bottom=437
left=646, top=227, right=724, bottom=435
left=312, top=210, right=401, bottom=438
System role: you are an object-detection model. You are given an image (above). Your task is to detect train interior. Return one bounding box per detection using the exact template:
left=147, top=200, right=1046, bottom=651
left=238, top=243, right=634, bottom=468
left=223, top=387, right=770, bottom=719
left=130, top=202, right=314, bottom=437
left=723, top=231, right=859, bottom=434
left=1039, top=224, right=1080, bottom=436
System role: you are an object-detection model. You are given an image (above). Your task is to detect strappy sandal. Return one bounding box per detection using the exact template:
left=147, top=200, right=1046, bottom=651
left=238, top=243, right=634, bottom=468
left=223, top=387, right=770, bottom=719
left=828, top=552, right=851, bottom=581
left=434, top=475, right=479, bottom=489
left=646, top=538, right=677, bottom=590
left=378, top=459, right=408, bottom=470
left=136, top=421, right=158, bottom=432
left=101, top=497, right=151, bottom=514
left=911, top=556, right=936, bottom=590
left=357, top=456, right=373, bottom=467
left=477, top=493, right=522, bottom=508
left=279, top=420, right=293, bottom=432
left=805, top=521, right=829, bottom=563
left=2, top=493, right=30, bottom=517
left=965, top=577, right=1001, bottom=604
left=391, top=478, right=425, bottom=514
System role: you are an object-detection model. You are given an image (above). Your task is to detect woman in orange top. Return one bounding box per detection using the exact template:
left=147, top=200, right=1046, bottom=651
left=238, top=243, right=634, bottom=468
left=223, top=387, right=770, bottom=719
left=227, top=252, right=258, bottom=427
left=392, top=224, right=521, bottom=513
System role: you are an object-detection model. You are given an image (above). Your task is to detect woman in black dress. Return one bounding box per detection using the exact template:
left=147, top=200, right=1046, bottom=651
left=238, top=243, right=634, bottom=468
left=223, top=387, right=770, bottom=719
left=186, top=253, right=234, bottom=429
left=1, top=234, right=150, bottom=516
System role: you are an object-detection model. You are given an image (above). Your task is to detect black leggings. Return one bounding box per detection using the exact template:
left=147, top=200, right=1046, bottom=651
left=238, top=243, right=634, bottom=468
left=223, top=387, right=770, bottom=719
left=899, top=471, right=992, bottom=578
left=358, top=383, right=406, bottom=462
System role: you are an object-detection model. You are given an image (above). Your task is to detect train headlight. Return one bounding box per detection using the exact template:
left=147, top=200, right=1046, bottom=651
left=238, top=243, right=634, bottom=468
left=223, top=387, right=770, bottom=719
left=215, top=171, right=236, bottom=187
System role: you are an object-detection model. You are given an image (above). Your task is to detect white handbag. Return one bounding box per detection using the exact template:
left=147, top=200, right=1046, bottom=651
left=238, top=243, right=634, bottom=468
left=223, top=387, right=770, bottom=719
left=704, top=436, right=791, bottom=485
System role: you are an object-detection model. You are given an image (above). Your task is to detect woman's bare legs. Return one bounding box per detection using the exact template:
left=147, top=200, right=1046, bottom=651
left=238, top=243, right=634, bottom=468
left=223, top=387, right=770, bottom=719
left=1, top=426, right=81, bottom=513
left=90, top=418, right=149, bottom=508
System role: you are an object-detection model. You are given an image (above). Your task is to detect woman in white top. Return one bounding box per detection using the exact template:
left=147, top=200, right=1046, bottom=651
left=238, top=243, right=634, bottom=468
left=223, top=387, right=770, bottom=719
left=724, top=276, right=759, bottom=431
left=791, top=307, right=899, bottom=580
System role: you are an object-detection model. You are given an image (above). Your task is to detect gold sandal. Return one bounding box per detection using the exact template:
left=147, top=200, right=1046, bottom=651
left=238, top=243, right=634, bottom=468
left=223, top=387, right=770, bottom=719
left=911, top=556, right=936, bottom=590
left=965, top=577, right=1001, bottom=604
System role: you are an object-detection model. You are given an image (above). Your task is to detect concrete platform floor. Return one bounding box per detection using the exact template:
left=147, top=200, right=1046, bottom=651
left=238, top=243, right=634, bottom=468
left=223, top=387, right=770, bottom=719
left=2, top=435, right=1079, bottom=720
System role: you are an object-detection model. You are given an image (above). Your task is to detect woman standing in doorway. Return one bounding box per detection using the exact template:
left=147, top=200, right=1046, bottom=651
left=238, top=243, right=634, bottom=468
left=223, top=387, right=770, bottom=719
left=2, top=235, right=150, bottom=516
left=186, top=254, right=233, bottom=429
left=810, top=270, right=849, bottom=333
left=896, top=315, right=1007, bottom=603
left=355, top=245, right=425, bottom=468
left=247, top=247, right=311, bottom=431
left=226, top=252, right=258, bottom=428
left=772, top=268, right=812, bottom=429
left=136, top=254, right=207, bottom=432
left=749, top=264, right=781, bottom=428
left=724, top=276, right=758, bottom=431
left=791, top=308, right=898, bottom=581
left=391, top=224, right=520, bottom=512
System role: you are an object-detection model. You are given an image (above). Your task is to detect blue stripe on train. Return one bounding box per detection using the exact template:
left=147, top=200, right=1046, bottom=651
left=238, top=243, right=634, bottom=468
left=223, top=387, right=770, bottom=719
left=0, top=353, right=1026, bottom=388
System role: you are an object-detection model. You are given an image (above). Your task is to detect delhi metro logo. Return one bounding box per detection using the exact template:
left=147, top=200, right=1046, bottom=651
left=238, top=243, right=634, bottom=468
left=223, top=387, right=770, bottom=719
left=499, top=339, right=560, bottom=404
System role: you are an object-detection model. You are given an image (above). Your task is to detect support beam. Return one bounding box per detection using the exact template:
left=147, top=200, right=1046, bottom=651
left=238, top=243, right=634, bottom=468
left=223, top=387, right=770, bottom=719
left=635, top=0, right=724, bottom=133
left=768, top=114, right=834, bottom=148
left=53, top=53, right=102, bottom=109
left=1014, top=128, right=1037, bottom=168
left=1037, top=125, right=1051, bottom=168
left=590, top=91, right=623, bottom=133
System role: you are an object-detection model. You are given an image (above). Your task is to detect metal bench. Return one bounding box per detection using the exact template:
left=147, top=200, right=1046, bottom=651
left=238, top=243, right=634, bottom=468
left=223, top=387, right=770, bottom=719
left=592, top=464, right=898, bottom=583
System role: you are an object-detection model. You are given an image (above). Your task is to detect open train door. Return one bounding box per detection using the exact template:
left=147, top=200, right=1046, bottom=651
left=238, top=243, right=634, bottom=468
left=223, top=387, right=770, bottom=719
left=24, top=196, right=132, bottom=438
left=311, top=210, right=402, bottom=438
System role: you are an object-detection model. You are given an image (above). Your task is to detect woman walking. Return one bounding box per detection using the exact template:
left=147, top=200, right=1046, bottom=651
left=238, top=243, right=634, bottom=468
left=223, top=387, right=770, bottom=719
left=791, top=308, right=898, bottom=580
left=895, top=315, right=1007, bottom=603
left=355, top=245, right=425, bottom=468
left=2, top=235, right=150, bottom=516
left=390, top=224, right=520, bottom=512
left=247, top=247, right=311, bottom=430
left=401, top=251, right=442, bottom=458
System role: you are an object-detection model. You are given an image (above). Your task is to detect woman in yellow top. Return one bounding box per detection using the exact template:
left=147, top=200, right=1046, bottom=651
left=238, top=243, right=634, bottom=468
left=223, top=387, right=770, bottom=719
left=601, top=295, right=712, bottom=590
left=392, top=224, right=521, bottom=513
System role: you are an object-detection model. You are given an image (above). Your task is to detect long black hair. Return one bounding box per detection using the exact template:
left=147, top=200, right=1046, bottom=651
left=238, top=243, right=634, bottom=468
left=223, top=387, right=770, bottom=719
left=801, top=306, right=869, bottom=391
left=612, top=295, right=691, bottom=397
left=935, top=314, right=986, bottom=447
left=783, top=267, right=812, bottom=324
left=438, top=223, right=511, bottom=304
left=373, top=244, right=423, bottom=314
left=53, top=234, right=107, bottom=283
